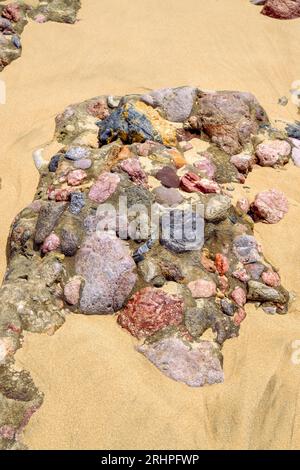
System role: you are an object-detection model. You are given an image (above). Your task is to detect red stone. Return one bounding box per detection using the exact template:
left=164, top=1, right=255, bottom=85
left=117, top=287, right=184, bottom=339
left=231, top=286, right=247, bottom=307
left=215, top=253, right=229, bottom=275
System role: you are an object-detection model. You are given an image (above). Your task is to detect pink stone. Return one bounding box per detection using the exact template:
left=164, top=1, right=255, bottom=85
left=0, top=425, right=15, bottom=440
left=251, top=189, right=289, bottom=224
left=230, top=153, right=253, bottom=173
left=74, top=158, right=92, bottom=170
left=64, top=277, right=82, bottom=305
left=120, top=157, right=148, bottom=185
left=215, top=253, right=229, bottom=275
left=262, top=270, right=281, bottom=287
left=256, top=139, right=291, bottom=167
left=41, top=233, right=60, bottom=253
left=218, top=275, right=229, bottom=293
left=233, top=308, right=247, bottom=326
left=89, top=172, right=120, bottom=203
left=188, top=279, right=217, bottom=298
left=232, top=268, right=250, bottom=283
left=231, top=286, right=247, bottom=307
left=194, top=154, right=216, bottom=179
left=67, top=169, right=87, bottom=186
left=236, top=197, right=250, bottom=213
left=180, top=172, right=220, bottom=194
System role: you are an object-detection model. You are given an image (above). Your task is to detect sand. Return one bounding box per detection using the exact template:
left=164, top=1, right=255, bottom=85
left=0, top=0, right=300, bottom=449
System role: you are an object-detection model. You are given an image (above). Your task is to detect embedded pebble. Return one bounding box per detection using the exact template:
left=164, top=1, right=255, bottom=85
left=262, top=270, right=281, bottom=287
left=231, top=286, right=247, bottom=307
left=187, top=279, right=217, bottom=298
left=255, top=140, right=291, bottom=167
left=205, top=195, right=231, bottom=222
left=67, top=169, right=87, bottom=186
left=215, top=253, right=229, bottom=275
left=251, top=189, right=289, bottom=224
left=89, top=172, right=120, bottom=203
left=41, top=233, right=60, bottom=254
left=64, top=277, right=81, bottom=306
left=153, top=186, right=184, bottom=206
left=155, top=166, right=180, bottom=188
left=138, top=337, right=224, bottom=387
left=69, top=192, right=85, bottom=215
left=74, top=158, right=92, bottom=170
left=65, top=146, right=90, bottom=161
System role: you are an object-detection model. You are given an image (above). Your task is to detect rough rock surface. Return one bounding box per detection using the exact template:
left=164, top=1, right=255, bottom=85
left=117, top=287, right=184, bottom=339
left=261, top=0, right=300, bottom=20
left=138, top=336, right=224, bottom=387
left=250, top=189, right=289, bottom=224
left=0, top=86, right=293, bottom=448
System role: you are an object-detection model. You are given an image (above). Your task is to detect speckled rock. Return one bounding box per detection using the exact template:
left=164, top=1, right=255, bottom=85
left=88, top=172, right=120, bottom=203
left=250, top=189, right=289, bottom=224
left=247, top=280, right=286, bottom=303
left=194, top=155, right=216, bottom=179
left=75, top=233, right=136, bottom=314
left=261, top=0, right=300, bottom=20
left=64, top=277, right=81, bottom=305
left=153, top=186, right=184, bottom=206
left=205, top=195, right=231, bottom=222
left=188, top=279, right=217, bottom=298
left=138, top=336, right=224, bottom=387
left=34, top=202, right=66, bottom=244
left=180, top=172, right=220, bottom=194
left=120, top=157, right=148, bottom=185
left=160, top=209, right=204, bottom=253
left=233, top=235, right=261, bottom=264
left=256, top=140, right=291, bottom=166
left=69, top=192, right=85, bottom=215
left=185, top=301, right=239, bottom=344
left=117, top=287, right=183, bottom=339
left=230, top=153, right=253, bottom=173
left=98, top=101, right=177, bottom=147
left=189, top=91, right=269, bottom=155
left=231, top=286, right=247, bottom=307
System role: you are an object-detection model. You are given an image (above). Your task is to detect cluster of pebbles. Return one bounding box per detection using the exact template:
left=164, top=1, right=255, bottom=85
left=0, top=0, right=81, bottom=71
left=251, top=0, right=300, bottom=19
left=0, top=86, right=298, bottom=448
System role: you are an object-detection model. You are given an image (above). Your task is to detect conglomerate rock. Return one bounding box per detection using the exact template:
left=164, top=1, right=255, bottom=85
left=0, top=1, right=81, bottom=71
left=0, top=86, right=295, bottom=448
